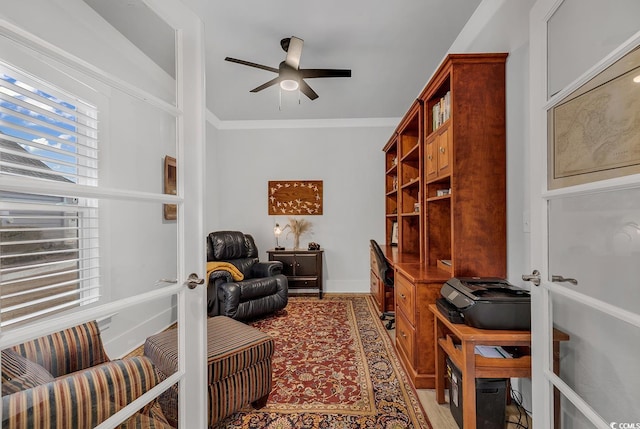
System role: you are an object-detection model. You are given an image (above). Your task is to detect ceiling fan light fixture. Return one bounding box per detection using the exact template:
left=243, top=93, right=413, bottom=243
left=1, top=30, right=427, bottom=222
left=225, top=35, right=351, bottom=101
left=280, top=79, right=299, bottom=91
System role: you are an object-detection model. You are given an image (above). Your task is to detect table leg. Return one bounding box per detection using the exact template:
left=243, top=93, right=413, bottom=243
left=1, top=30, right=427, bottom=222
left=462, top=341, right=476, bottom=429
left=434, top=318, right=446, bottom=404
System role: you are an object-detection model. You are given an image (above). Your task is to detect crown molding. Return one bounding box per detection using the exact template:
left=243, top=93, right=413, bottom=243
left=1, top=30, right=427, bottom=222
left=206, top=109, right=399, bottom=130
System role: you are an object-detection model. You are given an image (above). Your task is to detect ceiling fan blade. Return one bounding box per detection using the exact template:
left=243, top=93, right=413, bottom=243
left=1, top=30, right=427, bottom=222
left=250, top=77, right=280, bottom=93
left=284, top=36, right=304, bottom=69
left=299, top=79, right=319, bottom=100
left=300, top=68, right=352, bottom=79
left=225, top=57, right=279, bottom=74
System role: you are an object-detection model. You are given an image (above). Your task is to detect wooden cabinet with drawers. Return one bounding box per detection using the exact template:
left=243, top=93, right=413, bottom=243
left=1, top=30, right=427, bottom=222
left=393, top=265, right=448, bottom=388
left=267, top=249, right=323, bottom=299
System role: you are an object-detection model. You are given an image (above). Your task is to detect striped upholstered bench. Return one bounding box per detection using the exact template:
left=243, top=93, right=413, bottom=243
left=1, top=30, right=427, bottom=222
left=144, top=315, right=274, bottom=428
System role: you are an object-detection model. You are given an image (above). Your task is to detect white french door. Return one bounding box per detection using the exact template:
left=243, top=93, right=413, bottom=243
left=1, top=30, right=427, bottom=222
left=529, top=1, right=640, bottom=428
left=0, top=1, right=207, bottom=427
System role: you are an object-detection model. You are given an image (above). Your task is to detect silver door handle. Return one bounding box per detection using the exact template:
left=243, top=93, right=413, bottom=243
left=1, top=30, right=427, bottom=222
left=522, top=269, right=541, bottom=286
left=552, top=275, right=578, bottom=286
left=184, top=273, right=205, bottom=289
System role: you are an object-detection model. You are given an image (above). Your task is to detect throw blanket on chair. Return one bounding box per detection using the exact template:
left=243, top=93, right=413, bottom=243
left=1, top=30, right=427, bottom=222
left=206, top=261, right=244, bottom=282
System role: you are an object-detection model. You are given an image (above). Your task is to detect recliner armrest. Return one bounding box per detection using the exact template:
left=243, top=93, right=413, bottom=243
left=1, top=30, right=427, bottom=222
left=11, top=320, right=109, bottom=378
left=2, top=356, right=170, bottom=428
left=252, top=260, right=283, bottom=277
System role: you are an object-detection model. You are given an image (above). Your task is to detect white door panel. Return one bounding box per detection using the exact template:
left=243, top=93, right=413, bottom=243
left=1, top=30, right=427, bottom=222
left=0, top=1, right=206, bottom=427
left=529, top=1, right=640, bottom=428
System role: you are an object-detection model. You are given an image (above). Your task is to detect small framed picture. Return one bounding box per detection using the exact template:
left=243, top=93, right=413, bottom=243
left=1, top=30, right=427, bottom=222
left=391, top=221, right=399, bottom=246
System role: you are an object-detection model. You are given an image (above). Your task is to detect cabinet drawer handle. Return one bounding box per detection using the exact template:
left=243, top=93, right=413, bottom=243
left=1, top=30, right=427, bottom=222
left=296, top=263, right=300, bottom=267
left=428, top=155, right=433, bottom=160
left=439, top=147, right=445, bottom=153
left=400, top=331, right=407, bottom=339
left=400, top=293, right=406, bottom=300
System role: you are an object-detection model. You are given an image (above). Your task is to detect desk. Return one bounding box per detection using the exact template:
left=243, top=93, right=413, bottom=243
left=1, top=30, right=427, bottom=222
left=377, top=245, right=449, bottom=388
left=429, top=304, right=569, bottom=429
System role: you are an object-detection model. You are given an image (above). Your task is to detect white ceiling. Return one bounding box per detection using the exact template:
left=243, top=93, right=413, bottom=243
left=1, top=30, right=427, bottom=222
left=85, top=0, right=482, bottom=122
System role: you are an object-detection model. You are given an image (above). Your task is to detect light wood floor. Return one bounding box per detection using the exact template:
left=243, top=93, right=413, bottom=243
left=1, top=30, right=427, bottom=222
left=416, top=388, right=531, bottom=429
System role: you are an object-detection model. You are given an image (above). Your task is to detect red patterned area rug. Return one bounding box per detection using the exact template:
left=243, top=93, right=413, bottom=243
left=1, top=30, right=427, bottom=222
left=214, top=295, right=432, bottom=429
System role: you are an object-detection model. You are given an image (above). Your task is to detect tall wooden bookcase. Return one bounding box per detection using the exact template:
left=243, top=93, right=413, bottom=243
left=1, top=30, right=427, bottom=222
left=379, top=53, right=508, bottom=388
left=421, top=53, right=508, bottom=277
left=384, top=53, right=507, bottom=275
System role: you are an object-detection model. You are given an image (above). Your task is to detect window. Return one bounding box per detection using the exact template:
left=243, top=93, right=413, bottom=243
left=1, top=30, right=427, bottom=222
left=0, top=64, right=99, bottom=329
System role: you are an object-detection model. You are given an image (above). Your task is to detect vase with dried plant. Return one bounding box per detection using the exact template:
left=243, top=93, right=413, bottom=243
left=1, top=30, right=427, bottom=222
left=287, top=217, right=312, bottom=249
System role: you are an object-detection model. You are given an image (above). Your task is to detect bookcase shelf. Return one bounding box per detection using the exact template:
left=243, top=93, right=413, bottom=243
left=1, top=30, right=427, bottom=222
left=426, top=194, right=451, bottom=202
left=401, top=178, right=420, bottom=189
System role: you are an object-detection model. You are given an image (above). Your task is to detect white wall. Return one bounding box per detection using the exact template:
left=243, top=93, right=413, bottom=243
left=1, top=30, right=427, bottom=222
left=1, top=0, right=179, bottom=357
left=204, top=121, right=221, bottom=230
left=206, top=125, right=392, bottom=293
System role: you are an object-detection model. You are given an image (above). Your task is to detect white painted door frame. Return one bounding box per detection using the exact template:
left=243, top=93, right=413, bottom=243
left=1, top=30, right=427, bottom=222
left=159, top=0, right=208, bottom=426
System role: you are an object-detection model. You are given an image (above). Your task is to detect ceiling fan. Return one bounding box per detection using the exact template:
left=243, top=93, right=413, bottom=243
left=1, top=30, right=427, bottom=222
left=224, top=36, right=351, bottom=100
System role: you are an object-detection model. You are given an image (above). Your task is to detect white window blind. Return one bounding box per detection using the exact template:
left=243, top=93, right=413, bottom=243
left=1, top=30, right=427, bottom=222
left=0, top=66, right=100, bottom=329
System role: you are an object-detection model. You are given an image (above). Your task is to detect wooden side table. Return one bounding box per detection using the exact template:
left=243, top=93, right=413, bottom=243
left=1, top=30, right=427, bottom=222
left=429, top=304, right=569, bottom=429
left=267, top=249, right=323, bottom=299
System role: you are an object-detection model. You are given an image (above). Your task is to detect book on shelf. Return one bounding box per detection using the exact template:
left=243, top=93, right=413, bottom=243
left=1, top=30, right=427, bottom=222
left=432, top=90, right=451, bottom=131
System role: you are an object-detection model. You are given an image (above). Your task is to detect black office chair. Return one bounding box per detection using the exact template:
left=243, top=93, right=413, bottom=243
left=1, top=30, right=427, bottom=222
left=370, top=239, right=395, bottom=330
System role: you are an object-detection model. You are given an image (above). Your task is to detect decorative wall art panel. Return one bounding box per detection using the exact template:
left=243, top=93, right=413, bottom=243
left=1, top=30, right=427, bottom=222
left=268, top=180, right=323, bottom=215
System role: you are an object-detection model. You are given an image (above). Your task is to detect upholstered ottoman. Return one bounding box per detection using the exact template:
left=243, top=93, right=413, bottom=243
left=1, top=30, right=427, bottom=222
left=144, top=316, right=274, bottom=427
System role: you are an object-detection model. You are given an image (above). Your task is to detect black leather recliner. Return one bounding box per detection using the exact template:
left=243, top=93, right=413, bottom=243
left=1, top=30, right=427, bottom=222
left=206, top=231, right=288, bottom=320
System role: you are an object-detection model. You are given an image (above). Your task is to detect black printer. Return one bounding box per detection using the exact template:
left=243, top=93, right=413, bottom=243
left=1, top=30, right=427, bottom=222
left=438, top=277, right=531, bottom=330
